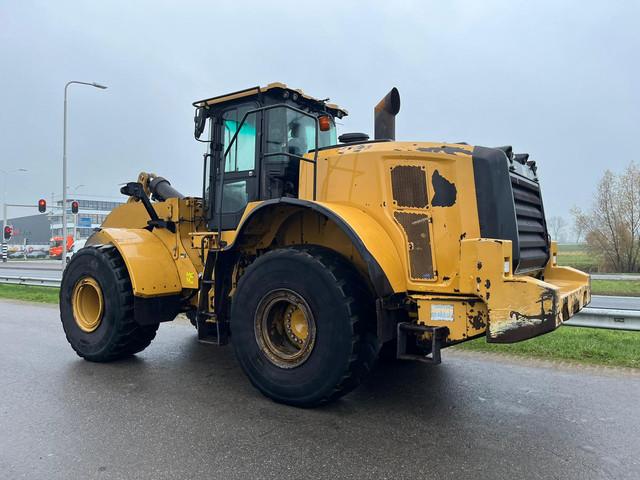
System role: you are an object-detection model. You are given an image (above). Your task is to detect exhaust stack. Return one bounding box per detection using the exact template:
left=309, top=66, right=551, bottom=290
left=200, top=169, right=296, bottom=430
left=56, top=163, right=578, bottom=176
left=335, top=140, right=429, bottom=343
left=374, top=87, right=401, bottom=140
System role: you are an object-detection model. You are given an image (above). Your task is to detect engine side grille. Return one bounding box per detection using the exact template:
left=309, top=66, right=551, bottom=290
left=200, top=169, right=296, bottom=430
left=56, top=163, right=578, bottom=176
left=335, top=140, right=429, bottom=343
left=393, top=211, right=434, bottom=280
left=391, top=166, right=428, bottom=208
left=510, top=174, right=549, bottom=272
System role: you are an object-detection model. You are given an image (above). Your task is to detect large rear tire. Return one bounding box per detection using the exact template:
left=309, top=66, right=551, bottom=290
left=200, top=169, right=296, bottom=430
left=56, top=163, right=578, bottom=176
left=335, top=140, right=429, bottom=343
left=231, top=247, right=378, bottom=407
left=60, top=245, right=159, bottom=362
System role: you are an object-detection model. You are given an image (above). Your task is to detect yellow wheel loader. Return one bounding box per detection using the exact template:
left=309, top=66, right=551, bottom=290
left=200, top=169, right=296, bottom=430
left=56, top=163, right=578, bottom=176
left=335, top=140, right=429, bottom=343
left=60, top=83, right=590, bottom=406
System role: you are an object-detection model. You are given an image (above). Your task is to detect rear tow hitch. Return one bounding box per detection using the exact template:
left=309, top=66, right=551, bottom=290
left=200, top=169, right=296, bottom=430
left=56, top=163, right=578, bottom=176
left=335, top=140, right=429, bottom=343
left=396, top=323, right=448, bottom=364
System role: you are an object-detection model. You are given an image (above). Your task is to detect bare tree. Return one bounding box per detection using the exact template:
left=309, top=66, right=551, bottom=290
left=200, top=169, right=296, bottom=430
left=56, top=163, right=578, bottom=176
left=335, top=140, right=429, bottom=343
left=547, top=216, right=568, bottom=242
left=573, top=162, right=640, bottom=272
left=570, top=206, right=585, bottom=243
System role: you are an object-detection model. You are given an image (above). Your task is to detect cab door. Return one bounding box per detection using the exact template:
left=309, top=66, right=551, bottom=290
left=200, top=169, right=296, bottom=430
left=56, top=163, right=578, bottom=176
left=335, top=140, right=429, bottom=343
left=210, top=104, right=261, bottom=231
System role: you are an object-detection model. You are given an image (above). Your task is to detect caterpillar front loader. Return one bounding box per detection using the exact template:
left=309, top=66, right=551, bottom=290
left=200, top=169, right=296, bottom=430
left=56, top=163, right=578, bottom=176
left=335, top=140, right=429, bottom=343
left=60, top=83, right=590, bottom=407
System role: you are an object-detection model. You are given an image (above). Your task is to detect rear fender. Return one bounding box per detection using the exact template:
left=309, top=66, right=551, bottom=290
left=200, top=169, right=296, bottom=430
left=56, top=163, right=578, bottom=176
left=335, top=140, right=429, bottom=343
left=230, top=198, right=405, bottom=298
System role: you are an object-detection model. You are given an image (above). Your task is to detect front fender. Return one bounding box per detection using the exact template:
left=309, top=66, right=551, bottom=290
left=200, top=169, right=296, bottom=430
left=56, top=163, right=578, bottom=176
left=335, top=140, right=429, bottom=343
left=89, top=228, right=184, bottom=298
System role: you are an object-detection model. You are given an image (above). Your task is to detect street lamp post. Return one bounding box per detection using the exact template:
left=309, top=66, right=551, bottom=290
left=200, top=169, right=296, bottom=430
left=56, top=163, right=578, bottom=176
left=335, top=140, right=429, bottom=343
left=62, top=81, right=107, bottom=268
left=1, top=168, right=28, bottom=262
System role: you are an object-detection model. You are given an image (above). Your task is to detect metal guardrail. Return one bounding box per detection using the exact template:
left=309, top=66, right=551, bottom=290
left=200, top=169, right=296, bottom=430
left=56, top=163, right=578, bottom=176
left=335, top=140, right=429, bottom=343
left=0, top=276, right=638, bottom=332
left=565, top=307, right=640, bottom=332
left=0, top=275, right=61, bottom=288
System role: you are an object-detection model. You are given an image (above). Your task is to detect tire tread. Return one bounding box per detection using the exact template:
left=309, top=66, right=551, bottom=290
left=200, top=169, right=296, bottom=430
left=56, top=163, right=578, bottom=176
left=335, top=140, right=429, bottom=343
left=61, top=245, right=158, bottom=362
left=234, top=246, right=378, bottom=406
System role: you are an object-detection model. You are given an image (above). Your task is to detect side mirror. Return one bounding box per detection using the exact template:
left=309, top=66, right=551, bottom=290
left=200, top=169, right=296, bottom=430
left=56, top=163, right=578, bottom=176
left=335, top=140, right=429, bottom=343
left=194, top=108, right=207, bottom=139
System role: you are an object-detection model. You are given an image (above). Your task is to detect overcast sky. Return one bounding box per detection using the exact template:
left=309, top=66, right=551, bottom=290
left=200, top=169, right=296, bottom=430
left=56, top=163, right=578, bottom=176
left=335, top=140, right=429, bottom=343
left=1, top=0, right=638, bottom=220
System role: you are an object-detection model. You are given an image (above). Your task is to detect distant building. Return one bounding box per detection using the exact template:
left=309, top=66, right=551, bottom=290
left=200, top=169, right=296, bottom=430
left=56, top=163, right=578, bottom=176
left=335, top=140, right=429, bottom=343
left=48, top=196, right=124, bottom=239
left=4, top=214, right=50, bottom=245
left=7, top=195, right=124, bottom=246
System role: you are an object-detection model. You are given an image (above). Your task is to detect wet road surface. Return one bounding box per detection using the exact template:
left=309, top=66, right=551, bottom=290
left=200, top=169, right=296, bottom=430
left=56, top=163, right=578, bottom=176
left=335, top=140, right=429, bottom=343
left=1, top=299, right=639, bottom=479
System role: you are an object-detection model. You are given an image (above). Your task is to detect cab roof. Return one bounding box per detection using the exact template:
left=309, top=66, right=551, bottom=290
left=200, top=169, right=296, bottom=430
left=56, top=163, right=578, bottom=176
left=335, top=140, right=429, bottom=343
left=193, top=82, right=348, bottom=118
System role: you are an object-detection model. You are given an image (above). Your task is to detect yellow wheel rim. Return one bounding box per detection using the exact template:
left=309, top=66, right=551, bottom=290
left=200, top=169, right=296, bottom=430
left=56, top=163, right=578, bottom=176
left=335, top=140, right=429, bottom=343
left=255, top=289, right=316, bottom=369
left=72, top=277, right=104, bottom=333
left=287, top=306, right=309, bottom=343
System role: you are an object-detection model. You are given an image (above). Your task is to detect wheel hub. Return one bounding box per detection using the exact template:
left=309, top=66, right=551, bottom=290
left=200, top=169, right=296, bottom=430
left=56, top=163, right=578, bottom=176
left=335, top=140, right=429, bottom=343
left=72, top=276, right=104, bottom=333
left=285, top=305, right=309, bottom=345
left=255, top=289, right=316, bottom=369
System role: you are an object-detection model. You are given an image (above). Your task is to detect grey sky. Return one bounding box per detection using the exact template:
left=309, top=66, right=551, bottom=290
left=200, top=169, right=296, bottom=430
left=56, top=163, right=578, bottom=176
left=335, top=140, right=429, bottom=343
left=1, top=0, right=638, bottom=220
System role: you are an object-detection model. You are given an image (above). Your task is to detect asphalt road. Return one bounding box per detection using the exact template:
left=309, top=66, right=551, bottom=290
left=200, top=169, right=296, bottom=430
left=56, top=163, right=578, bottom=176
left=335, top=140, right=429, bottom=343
left=1, top=300, right=639, bottom=479
left=0, top=268, right=62, bottom=279
left=0, top=260, right=61, bottom=269
left=0, top=260, right=62, bottom=280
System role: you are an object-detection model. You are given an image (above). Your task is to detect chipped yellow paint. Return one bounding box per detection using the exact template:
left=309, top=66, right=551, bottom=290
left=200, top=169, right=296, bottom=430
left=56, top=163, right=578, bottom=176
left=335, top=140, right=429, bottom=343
left=413, top=294, right=488, bottom=343
left=458, top=239, right=590, bottom=343
left=92, top=140, right=589, bottom=345
left=299, top=141, right=481, bottom=294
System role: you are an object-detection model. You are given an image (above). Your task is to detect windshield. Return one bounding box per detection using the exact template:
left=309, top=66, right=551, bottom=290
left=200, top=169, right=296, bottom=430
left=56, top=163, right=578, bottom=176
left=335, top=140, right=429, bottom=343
left=265, top=108, right=337, bottom=156
left=284, top=111, right=337, bottom=153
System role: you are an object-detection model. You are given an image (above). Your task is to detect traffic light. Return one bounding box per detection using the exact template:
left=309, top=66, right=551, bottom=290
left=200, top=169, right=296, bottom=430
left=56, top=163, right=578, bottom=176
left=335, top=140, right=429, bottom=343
left=38, top=198, right=47, bottom=213
left=71, top=201, right=79, bottom=214
left=3, top=226, right=12, bottom=241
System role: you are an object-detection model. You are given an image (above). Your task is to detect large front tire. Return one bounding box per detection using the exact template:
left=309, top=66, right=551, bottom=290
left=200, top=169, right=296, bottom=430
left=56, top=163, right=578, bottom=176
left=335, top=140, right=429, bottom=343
left=231, top=247, right=378, bottom=407
left=60, top=245, right=159, bottom=362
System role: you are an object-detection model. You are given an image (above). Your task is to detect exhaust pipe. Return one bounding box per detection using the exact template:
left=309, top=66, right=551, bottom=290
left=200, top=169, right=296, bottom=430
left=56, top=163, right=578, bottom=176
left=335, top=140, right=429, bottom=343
left=374, top=87, right=401, bottom=140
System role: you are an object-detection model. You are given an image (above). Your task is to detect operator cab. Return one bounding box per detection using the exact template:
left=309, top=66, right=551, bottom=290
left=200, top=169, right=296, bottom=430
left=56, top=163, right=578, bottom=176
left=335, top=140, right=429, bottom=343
left=193, top=83, right=347, bottom=230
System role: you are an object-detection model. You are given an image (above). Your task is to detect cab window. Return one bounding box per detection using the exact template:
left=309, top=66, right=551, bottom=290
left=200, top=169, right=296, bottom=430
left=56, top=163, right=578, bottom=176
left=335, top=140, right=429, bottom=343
left=223, top=107, right=257, bottom=172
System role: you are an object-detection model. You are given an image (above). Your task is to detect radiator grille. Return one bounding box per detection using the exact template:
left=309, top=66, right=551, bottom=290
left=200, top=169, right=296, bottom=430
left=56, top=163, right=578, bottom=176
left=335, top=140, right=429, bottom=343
left=510, top=174, right=549, bottom=272
left=394, top=211, right=434, bottom=280
left=391, top=166, right=428, bottom=208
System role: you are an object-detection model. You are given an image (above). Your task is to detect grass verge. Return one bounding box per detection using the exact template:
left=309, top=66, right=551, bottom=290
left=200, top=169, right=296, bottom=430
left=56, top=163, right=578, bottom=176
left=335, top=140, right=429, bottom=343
left=455, top=326, right=640, bottom=369
left=591, top=279, right=640, bottom=297
left=0, top=284, right=59, bottom=304
left=557, top=243, right=602, bottom=272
